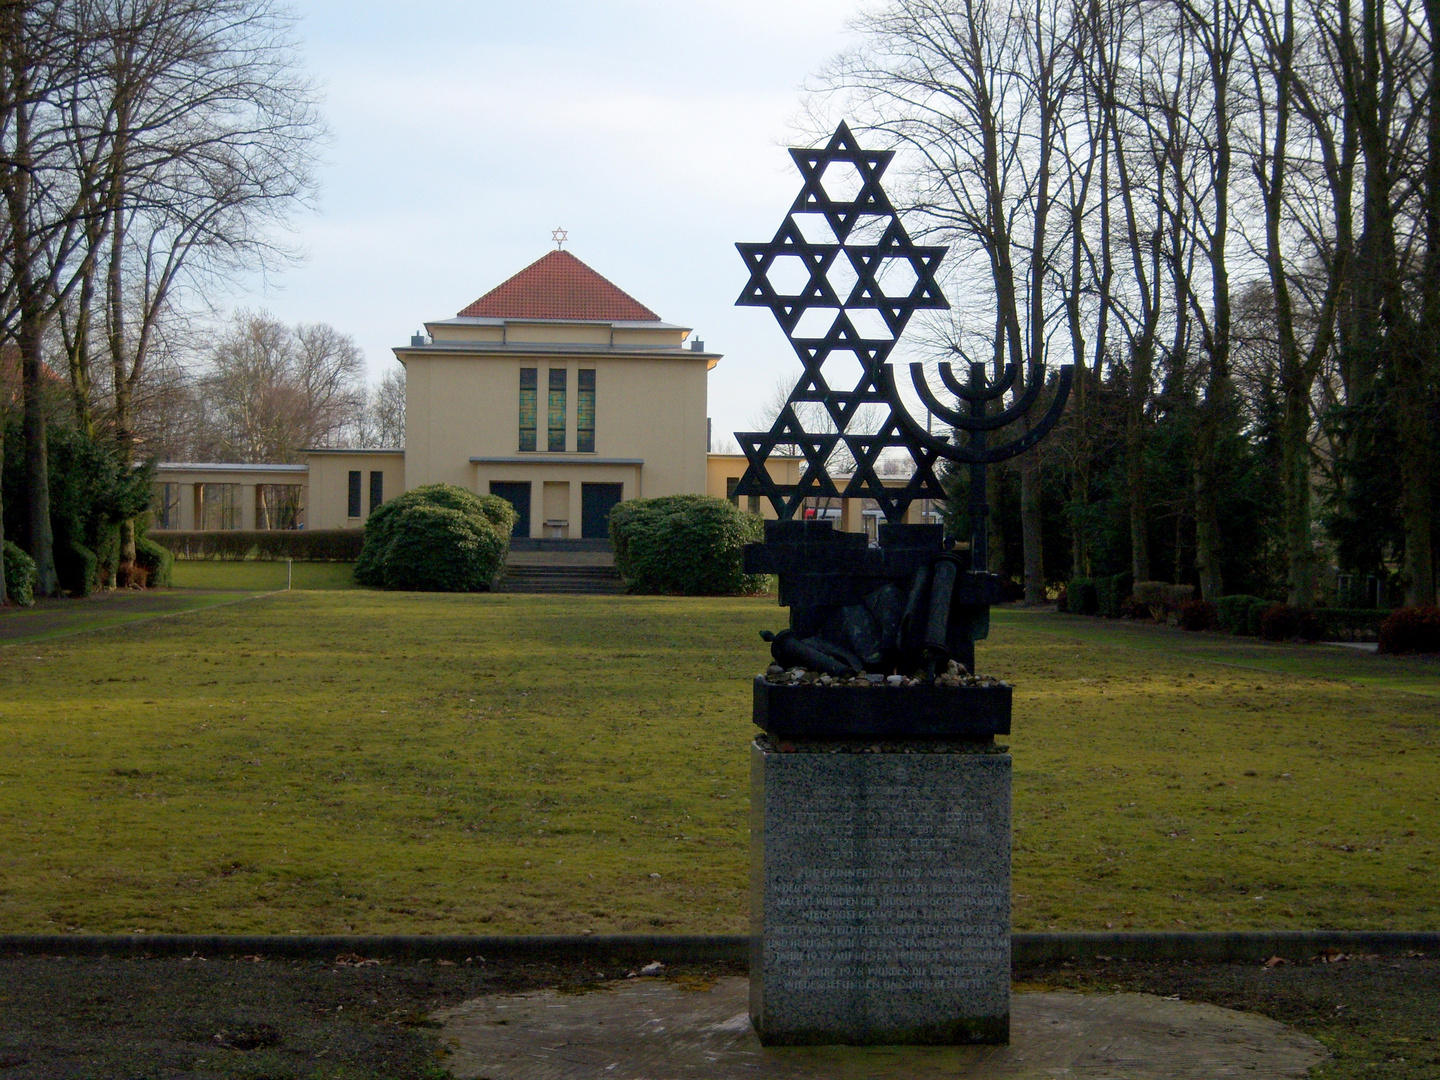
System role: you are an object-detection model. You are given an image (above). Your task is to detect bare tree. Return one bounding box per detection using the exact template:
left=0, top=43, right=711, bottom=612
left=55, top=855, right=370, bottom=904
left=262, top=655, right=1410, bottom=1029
left=201, top=311, right=364, bottom=462
left=1, top=0, right=109, bottom=593
left=814, top=0, right=1082, bottom=597
left=358, top=366, right=405, bottom=448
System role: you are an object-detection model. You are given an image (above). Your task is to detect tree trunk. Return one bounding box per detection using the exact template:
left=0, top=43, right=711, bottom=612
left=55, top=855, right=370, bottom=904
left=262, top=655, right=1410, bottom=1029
left=1126, top=347, right=1152, bottom=583
left=0, top=422, right=7, bottom=605
left=20, top=310, right=56, bottom=596
left=1020, top=451, right=1044, bottom=602
left=1395, top=328, right=1435, bottom=605
left=1281, top=381, right=1315, bottom=606
left=108, top=157, right=138, bottom=573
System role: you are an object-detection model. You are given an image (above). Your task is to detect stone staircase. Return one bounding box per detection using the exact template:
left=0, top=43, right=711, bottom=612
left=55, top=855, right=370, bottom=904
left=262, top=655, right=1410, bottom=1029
left=496, top=564, right=627, bottom=594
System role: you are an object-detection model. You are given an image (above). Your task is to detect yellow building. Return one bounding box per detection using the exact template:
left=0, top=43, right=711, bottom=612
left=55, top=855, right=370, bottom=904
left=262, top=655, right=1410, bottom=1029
left=396, top=249, right=716, bottom=539
left=151, top=249, right=928, bottom=541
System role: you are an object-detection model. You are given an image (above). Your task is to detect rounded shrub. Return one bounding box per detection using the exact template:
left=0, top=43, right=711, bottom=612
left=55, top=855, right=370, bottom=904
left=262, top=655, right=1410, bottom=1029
left=1215, top=594, right=1266, bottom=635
left=134, top=535, right=174, bottom=587
left=1377, top=606, right=1440, bottom=654
left=609, top=494, right=765, bottom=596
left=1065, top=577, right=1099, bottom=616
left=2, top=540, right=37, bottom=606
left=1259, top=603, right=1322, bottom=642
left=381, top=504, right=508, bottom=592
left=1177, top=598, right=1218, bottom=631
left=355, top=483, right=515, bottom=591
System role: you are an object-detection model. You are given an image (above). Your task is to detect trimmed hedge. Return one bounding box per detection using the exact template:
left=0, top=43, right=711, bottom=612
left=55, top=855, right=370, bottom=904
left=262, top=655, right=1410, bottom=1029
left=56, top=540, right=97, bottom=597
left=1216, top=594, right=1267, bottom=635
left=1259, top=604, right=1324, bottom=642
left=1177, top=598, right=1218, bottom=631
left=1312, top=607, right=1390, bottom=642
left=149, top=529, right=366, bottom=561
left=1095, top=571, right=1133, bottom=618
left=355, top=484, right=515, bottom=591
left=134, top=536, right=174, bottom=588
left=1065, top=576, right=1099, bottom=615
left=609, top=494, right=765, bottom=596
left=1378, top=606, right=1440, bottom=654
left=2, top=540, right=36, bottom=606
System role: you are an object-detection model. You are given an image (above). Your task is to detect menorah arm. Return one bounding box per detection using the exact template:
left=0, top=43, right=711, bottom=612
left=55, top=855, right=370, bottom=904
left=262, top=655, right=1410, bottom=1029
left=907, top=361, right=1047, bottom=432
left=886, top=365, right=1074, bottom=464
left=937, top=360, right=1018, bottom=402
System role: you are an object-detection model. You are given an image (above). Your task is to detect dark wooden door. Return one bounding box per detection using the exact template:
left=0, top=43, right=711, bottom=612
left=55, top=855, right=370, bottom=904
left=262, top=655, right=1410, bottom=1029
left=489, top=481, right=532, bottom=538
left=581, top=483, right=624, bottom=539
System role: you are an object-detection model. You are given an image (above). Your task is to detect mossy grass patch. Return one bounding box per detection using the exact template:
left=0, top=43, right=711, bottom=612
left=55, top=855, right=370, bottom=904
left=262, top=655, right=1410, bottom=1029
left=0, top=593, right=1434, bottom=934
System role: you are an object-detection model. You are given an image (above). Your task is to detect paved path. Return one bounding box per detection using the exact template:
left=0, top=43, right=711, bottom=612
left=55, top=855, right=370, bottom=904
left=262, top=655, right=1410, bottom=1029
left=437, top=976, right=1327, bottom=1079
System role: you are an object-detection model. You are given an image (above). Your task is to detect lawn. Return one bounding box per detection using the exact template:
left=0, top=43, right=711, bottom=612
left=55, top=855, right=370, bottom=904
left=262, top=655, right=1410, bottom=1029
left=170, top=559, right=359, bottom=591
left=0, top=592, right=1434, bottom=937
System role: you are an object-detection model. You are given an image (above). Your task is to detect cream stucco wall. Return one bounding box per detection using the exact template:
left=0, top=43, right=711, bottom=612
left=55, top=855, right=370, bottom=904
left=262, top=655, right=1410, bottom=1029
left=396, top=318, right=714, bottom=537
left=303, top=450, right=405, bottom=530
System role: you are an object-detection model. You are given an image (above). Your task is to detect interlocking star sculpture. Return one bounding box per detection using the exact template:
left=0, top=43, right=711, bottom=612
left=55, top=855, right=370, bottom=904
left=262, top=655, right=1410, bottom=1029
left=732, top=122, right=1073, bottom=541
left=551, top=227, right=568, bottom=250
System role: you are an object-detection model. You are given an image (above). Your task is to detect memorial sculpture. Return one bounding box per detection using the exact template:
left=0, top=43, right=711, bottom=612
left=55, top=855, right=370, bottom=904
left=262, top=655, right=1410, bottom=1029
left=737, top=122, right=1070, bottom=1045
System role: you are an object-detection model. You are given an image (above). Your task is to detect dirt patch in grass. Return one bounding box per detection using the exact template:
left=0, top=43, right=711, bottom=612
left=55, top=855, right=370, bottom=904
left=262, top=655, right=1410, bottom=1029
left=0, top=592, right=1435, bottom=935
left=1019, top=953, right=1440, bottom=1080
left=0, top=952, right=744, bottom=1079
left=0, top=590, right=256, bottom=645
left=0, top=953, right=1433, bottom=1079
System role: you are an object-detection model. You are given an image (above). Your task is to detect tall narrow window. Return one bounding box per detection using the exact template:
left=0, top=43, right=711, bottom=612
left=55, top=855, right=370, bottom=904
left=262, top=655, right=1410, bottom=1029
left=152, top=483, right=181, bottom=529
left=519, top=368, right=537, bottom=451
left=369, top=471, right=384, bottom=514
left=348, top=470, right=362, bottom=518
left=577, top=369, right=596, bottom=453
left=547, top=368, right=567, bottom=452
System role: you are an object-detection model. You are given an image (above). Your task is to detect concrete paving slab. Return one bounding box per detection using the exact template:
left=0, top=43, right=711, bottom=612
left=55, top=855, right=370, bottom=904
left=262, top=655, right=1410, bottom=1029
left=436, top=975, right=1328, bottom=1079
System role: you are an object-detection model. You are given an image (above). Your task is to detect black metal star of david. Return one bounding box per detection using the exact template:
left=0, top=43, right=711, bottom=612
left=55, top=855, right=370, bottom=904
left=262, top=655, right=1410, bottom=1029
left=733, top=122, right=1073, bottom=550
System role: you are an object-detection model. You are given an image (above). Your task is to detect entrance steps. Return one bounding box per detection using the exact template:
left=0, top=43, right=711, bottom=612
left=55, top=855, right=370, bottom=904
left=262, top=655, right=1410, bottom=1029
left=497, top=564, right=627, bottom=594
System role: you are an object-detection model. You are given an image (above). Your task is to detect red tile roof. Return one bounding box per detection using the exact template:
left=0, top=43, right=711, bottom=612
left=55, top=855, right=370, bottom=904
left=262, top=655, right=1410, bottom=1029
left=457, top=250, right=660, bottom=321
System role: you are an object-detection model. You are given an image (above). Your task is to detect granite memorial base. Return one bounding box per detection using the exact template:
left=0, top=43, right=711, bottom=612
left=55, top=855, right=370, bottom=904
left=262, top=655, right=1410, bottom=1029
left=750, top=740, right=1011, bottom=1046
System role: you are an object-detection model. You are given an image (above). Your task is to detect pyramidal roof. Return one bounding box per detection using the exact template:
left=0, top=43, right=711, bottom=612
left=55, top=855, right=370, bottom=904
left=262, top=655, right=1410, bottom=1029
left=457, top=250, right=660, bottom=322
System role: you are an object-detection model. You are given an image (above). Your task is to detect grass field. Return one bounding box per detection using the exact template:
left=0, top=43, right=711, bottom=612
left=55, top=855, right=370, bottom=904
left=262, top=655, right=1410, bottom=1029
left=0, top=592, right=1435, bottom=937
left=170, top=559, right=359, bottom=591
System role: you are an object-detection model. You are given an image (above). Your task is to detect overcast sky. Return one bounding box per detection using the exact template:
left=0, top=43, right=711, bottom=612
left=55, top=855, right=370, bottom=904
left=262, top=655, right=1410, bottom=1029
left=234, top=0, right=865, bottom=447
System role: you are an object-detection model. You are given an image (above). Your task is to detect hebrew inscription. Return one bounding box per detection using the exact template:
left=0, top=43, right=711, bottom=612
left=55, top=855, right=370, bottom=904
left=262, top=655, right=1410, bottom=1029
left=753, top=749, right=1012, bottom=1037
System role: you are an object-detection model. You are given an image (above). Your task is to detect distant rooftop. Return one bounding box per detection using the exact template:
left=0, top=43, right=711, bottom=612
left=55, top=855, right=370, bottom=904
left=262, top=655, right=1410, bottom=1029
left=457, top=250, right=661, bottom=322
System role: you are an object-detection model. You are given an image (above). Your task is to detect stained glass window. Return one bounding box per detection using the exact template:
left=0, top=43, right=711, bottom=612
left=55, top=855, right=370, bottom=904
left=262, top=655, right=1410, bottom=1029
left=519, top=368, right=537, bottom=451
left=577, top=369, right=596, bottom=453
left=548, top=368, right=567, bottom=452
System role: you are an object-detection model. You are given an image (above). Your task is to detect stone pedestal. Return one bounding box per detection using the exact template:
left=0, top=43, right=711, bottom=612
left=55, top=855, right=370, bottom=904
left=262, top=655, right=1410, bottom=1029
left=750, top=742, right=1011, bottom=1045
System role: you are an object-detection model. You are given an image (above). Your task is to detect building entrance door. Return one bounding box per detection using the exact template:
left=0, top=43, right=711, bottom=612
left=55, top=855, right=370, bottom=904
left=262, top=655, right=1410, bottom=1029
left=581, top=483, right=624, bottom=539
left=489, top=481, right=532, bottom=538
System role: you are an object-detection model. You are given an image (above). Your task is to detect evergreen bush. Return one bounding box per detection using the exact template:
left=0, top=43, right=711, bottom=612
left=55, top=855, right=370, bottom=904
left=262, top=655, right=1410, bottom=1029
left=134, top=535, right=174, bottom=587
left=609, top=494, right=765, bottom=596
left=380, top=504, right=508, bottom=592
left=1065, top=576, right=1099, bottom=615
left=1259, top=604, right=1323, bottom=642
left=1377, top=606, right=1440, bottom=654
left=354, top=484, right=515, bottom=591
left=1216, top=594, right=1266, bottom=634
left=1177, top=598, right=1218, bottom=631
left=56, top=540, right=98, bottom=597
left=1310, top=608, right=1391, bottom=642
left=1259, top=603, right=1296, bottom=641
left=2, top=540, right=36, bottom=606
left=1095, top=571, right=1133, bottom=618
